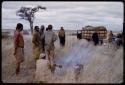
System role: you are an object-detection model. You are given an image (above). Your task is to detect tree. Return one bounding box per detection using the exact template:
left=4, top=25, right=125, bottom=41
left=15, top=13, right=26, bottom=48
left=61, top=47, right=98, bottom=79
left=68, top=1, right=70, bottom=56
left=16, top=5, right=46, bottom=34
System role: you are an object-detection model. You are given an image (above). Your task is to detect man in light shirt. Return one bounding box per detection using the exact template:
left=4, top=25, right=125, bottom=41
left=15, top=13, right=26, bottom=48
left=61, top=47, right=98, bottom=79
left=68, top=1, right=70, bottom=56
left=35, top=53, right=62, bottom=82
left=35, top=53, right=51, bottom=82
left=44, top=24, right=58, bottom=67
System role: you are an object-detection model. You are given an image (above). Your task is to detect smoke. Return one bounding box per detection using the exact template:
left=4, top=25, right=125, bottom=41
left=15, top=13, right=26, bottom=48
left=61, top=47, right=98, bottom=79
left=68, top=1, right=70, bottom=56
left=55, top=40, right=88, bottom=66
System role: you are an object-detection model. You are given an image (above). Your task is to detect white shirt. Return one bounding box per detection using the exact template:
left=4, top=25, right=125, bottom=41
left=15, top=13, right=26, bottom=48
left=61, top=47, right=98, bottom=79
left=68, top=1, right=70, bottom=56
left=35, top=59, right=52, bottom=82
left=44, top=30, right=58, bottom=45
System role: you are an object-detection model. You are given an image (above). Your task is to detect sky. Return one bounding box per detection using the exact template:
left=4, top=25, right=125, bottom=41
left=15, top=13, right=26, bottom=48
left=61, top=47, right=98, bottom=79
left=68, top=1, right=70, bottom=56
left=2, top=1, right=123, bottom=31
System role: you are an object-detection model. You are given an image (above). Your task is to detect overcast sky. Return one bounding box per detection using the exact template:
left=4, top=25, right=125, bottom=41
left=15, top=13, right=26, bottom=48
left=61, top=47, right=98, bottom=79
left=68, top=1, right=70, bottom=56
left=2, top=1, right=123, bottom=31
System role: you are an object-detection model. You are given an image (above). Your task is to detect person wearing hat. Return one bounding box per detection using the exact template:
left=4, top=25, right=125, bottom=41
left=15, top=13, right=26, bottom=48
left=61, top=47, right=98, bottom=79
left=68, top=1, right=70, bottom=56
left=35, top=52, right=51, bottom=82
left=35, top=53, right=62, bottom=82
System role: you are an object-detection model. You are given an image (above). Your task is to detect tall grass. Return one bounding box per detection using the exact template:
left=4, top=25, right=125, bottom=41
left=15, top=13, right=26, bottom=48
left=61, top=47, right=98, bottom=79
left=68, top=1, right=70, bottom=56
left=2, top=35, right=123, bottom=83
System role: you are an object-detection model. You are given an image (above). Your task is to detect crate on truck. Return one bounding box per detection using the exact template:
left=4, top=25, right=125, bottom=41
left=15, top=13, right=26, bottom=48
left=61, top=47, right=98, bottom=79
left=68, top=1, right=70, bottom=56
left=77, top=26, right=107, bottom=40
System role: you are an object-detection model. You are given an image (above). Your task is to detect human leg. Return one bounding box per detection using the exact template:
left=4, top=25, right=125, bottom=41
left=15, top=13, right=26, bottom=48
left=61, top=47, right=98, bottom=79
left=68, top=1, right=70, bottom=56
left=15, top=47, right=24, bottom=74
left=15, top=60, right=21, bottom=74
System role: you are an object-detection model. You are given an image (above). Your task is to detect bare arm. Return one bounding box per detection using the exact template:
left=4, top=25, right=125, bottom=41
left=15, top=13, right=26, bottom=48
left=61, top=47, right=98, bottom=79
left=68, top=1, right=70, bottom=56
left=14, top=33, right=20, bottom=55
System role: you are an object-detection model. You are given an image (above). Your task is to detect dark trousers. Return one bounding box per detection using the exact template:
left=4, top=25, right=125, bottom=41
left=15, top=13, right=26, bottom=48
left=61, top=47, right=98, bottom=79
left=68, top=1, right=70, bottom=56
left=42, top=38, right=45, bottom=52
left=59, top=36, right=65, bottom=46
left=93, top=39, right=99, bottom=46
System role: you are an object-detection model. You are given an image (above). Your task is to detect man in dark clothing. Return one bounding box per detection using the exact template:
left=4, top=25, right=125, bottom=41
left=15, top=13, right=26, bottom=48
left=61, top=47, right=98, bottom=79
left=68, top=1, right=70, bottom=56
left=77, top=31, right=82, bottom=39
left=58, top=27, right=66, bottom=47
left=92, top=31, right=99, bottom=46
left=116, top=33, right=122, bottom=46
left=40, top=25, right=45, bottom=52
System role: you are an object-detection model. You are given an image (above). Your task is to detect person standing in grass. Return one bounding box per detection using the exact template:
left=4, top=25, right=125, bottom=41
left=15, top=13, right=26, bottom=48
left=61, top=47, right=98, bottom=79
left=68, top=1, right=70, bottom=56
left=92, top=31, right=99, bottom=46
left=32, top=26, right=41, bottom=63
left=35, top=53, right=62, bottom=82
left=44, top=24, right=58, bottom=68
left=107, top=30, right=114, bottom=48
left=107, top=31, right=114, bottom=43
left=39, top=25, right=45, bottom=53
left=58, top=27, right=66, bottom=47
left=13, top=23, right=24, bottom=74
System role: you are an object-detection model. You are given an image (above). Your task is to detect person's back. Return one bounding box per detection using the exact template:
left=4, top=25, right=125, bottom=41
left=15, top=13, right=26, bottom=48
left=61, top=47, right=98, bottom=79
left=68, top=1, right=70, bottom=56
left=44, top=24, right=57, bottom=66
left=35, top=59, right=51, bottom=82
left=93, top=32, right=98, bottom=39
left=107, top=31, right=113, bottom=43
left=40, top=25, right=45, bottom=52
left=58, top=29, right=65, bottom=37
left=44, top=30, right=57, bottom=51
left=92, top=32, right=99, bottom=45
left=35, top=53, right=62, bottom=82
left=58, top=27, right=65, bottom=46
left=32, top=30, right=41, bottom=48
left=32, top=26, right=41, bottom=61
left=116, top=33, right=122, bottom=46
left=45, top=31, right=55, bottom=45
left=40, top=32, right=45, bottom=41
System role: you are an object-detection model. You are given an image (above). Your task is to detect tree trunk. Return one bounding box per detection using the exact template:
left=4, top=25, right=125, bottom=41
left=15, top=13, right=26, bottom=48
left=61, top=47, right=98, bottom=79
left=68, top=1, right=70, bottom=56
left=30, top=22, right=33, bottom=35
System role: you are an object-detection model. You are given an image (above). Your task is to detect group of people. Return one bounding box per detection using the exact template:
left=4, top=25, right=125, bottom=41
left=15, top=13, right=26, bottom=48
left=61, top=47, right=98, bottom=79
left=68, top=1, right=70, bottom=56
left=13, top=23, right=65, bottom=75
left=106, top=31, right=123, bottom=48
left=14, top=23, right=123, bottom=78
left=92, top=30, right=123, bottom=47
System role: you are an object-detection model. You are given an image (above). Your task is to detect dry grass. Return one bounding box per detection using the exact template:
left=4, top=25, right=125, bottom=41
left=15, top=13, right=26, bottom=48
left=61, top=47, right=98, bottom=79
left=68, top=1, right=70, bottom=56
left=2, top=35, right=123, bottom=83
